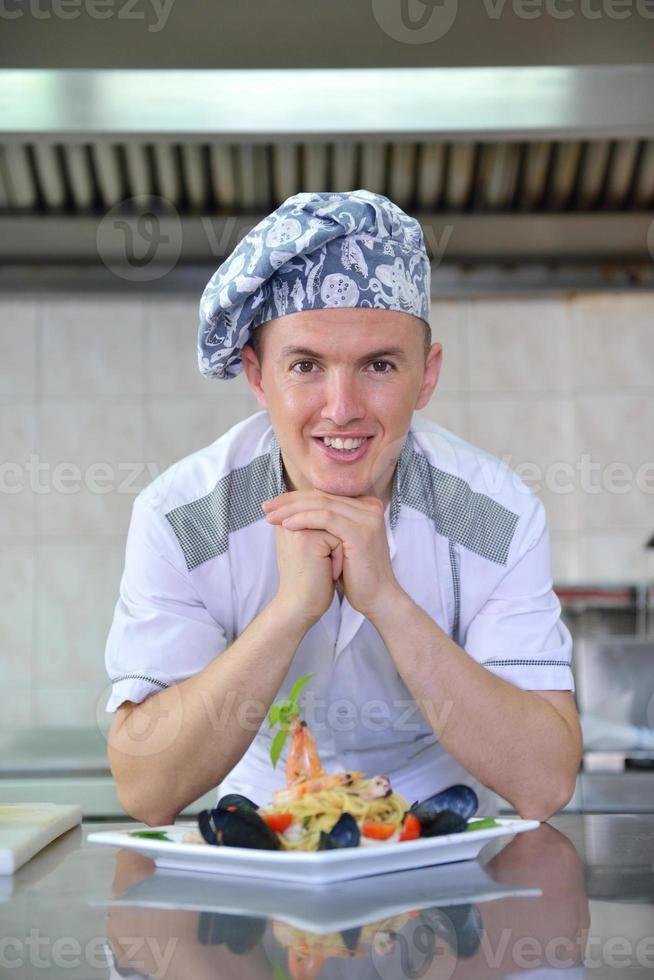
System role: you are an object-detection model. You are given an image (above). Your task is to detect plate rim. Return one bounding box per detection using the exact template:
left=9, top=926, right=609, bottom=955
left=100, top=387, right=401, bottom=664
left=87, top=816, right=540, bottom=863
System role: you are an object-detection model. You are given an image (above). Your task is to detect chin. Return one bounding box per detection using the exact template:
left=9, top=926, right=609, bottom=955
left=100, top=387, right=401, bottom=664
left=315, top=474, right=369, bottom=497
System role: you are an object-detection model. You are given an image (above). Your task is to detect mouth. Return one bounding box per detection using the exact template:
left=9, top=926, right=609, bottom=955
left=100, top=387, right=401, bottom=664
left=312, top=436, right=373, bottom=463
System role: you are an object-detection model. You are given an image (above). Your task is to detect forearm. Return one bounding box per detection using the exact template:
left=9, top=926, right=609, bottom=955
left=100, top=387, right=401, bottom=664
left=108, top=597, right=315, bottom=825
left=368, top=589, right=581, bottom=819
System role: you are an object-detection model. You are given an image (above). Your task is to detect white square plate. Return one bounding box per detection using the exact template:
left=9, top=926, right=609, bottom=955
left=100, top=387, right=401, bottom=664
left=88, top=817, right=540, bottom=885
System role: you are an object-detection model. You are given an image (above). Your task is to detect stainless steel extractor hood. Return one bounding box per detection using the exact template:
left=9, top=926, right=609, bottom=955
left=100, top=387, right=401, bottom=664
left=0, top=65, right=653, bottom=275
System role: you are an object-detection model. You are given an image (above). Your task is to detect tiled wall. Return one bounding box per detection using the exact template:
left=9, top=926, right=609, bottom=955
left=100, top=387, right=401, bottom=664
left=1, top=291, right=652, bottom=728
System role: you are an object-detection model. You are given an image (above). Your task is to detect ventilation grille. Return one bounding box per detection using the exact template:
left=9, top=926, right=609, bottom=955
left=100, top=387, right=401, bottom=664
left=1, top=139, right=653, bottom=218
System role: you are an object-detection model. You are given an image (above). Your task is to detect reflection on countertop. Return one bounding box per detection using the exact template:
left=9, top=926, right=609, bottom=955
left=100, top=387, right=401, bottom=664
left=3, top=814, right=654, bottom=978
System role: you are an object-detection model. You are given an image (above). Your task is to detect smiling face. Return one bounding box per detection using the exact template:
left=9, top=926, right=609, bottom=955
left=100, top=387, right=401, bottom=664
left=241, top=308, right=442, bottom=506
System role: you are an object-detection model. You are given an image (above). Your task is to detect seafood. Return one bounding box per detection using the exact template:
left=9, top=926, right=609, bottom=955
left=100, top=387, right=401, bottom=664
left=318, top=812, right=361, bottom=850
left=358, top=775, right=392, bottom=799
left=198, top=805, right=281, bottom=850
left=420, top=903, right=483, bottom=958
left=216, top=792, right=258, bottom=812
left=286, top=719, right=324, bottom=784
left=197, top=910, right=266, bottom=954
left=272, top=920, right=366, bottom=980
left=417, top=809, right=468, bottom=837
left=198, top=675, right=484, bottom=851
left=410, top=784, right=478, bottom=837
left=272, top=769, right=363, bottom=806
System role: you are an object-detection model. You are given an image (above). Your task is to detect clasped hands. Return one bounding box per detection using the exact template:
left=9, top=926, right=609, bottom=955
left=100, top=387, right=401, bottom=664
left=262, top=489, right=401, bottom=621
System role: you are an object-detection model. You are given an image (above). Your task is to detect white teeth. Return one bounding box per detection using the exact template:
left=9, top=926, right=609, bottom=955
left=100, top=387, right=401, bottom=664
left=322, top=437, right=367, bottom=450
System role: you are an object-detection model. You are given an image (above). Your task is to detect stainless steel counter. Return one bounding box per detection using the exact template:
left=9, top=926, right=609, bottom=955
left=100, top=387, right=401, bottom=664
left=2, top=814, right=653, bottom=978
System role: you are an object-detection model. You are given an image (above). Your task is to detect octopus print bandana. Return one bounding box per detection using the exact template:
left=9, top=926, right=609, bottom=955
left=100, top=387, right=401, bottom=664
left=197, top=189, right=431, bottom=380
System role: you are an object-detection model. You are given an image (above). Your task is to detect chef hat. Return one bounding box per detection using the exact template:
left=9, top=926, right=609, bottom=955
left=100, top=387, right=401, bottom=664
left=197, top=189, right=431, bottom=380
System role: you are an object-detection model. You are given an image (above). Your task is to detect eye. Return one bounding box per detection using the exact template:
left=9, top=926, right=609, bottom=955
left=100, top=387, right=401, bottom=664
left=369, top=360, right=395, bottom=373
left=290, top=360, right=317, bottom=374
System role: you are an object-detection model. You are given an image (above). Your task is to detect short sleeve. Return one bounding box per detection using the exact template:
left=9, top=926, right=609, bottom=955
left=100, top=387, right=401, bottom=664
left=104, top=495, right=229, bottom=712
left=463, top=501, right=574, bottom=692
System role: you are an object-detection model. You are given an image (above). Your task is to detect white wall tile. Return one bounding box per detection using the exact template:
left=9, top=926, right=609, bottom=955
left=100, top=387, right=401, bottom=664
left=35, top=399, right=143, bottom=535
left=0, top=404, right=37, bottom=536
left=0, top=689, right=33, bottom=728
left=429, top=300, right=467, bottom=394
left=144, top=394, right=255, bottom=472
left=34, top=541, right=124, bottom=695
left=33, top=686, right=109, bottom=728
left=575, top=392, right=654, bottom=529
left=468, top=395, right=578, bottom=532
left=572, top=292, right=654, bottom=389
left=38, top=399, right=143, bottom=466
left=41, top=297, right=144, bottom=397
left=466, top=298, right=572, bottom=393
left=416, top=396, right=468, bottom=440
left=0, top=298, right=37, bottom=398
left=36, top=482, right=137, bottom=538
left=0, top=544, right=34, bottom=691
left=145, top=297, right=217, bottom=397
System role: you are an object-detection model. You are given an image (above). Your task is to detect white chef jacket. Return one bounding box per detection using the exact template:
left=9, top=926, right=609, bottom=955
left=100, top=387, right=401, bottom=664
left=105, top=410, right=573, bottom=815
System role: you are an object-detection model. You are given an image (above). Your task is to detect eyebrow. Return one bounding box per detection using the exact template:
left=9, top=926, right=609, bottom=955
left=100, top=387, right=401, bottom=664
left=277, top=345, right=409, bottom=364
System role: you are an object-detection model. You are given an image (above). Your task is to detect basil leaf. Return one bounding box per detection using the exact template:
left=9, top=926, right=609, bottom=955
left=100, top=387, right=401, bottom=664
left=289, top=672, right=316, bottom=705
left=270, top=727, right=288, bottom=768
left=465, top=818, right=499, bottom=832
left=129, top=830, right=172, bottom=841
left=268, top=704, right=281, bottom=727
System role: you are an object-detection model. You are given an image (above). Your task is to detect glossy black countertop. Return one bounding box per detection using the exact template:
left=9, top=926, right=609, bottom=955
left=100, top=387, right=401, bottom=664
left=2, top=814, right=653, bottom=979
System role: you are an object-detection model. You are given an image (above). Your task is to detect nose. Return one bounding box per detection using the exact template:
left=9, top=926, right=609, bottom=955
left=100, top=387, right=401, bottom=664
left=320, top=368, right=365, bottom=427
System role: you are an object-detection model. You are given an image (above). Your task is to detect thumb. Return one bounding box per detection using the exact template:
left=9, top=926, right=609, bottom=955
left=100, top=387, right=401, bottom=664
left=331, top=541, right=343, bottom=581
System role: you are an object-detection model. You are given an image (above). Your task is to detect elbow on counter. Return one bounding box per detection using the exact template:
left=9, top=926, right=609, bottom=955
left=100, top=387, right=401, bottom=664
left=107, top=701, right=182, bottom=826
left=113, top=776, right=180, bottom=828
left=512, top=773, right=577, bottom=823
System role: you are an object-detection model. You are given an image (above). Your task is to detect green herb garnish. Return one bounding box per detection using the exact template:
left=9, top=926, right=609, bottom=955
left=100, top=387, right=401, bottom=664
left=267, top=672, right=316, bottom=768
left=129, top=830, right=173, bottom=841
left=465, top=818, right=499, bottom=832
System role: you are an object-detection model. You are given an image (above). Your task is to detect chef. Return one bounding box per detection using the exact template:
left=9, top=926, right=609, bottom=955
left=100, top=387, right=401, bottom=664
left=105, top=189, right=581, bottom=826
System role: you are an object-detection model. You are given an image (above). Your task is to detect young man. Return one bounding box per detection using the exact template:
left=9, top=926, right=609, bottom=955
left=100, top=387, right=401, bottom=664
left=105, top=190, right=581, bottom=826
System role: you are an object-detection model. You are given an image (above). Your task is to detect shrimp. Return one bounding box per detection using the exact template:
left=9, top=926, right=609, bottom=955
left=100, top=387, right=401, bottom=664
left=272, top=770, right=364, bottom=806
left=278, top=707, right=363, bottom=804
left=285, top=719, right=324, bottom=785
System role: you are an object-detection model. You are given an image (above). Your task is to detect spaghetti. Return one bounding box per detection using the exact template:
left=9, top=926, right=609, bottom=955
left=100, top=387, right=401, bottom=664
left=259, top=776, right=410, bottom=851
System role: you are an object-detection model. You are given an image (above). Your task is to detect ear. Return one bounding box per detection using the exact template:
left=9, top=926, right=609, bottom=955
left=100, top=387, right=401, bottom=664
left=241, top=343, right=268, bottom=410
left=414, top=342, right=442, bottom=411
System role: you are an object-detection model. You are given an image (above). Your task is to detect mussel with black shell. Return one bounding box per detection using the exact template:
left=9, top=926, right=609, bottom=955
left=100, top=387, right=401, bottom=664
left=198, top=805, right=281, bottom=850
left=409, top=784, right=478, bottom=837
left=318, top=812, right=361, bottom=850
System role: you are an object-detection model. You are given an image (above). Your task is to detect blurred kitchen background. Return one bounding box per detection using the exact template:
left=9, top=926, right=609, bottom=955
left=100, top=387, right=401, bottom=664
left=0, top=3, right=653, bottom=816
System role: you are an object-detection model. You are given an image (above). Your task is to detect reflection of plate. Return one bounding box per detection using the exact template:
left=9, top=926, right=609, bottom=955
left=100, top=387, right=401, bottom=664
left=98, top=859, right=541, bottom=934
left=88, top=817, right=539, bottom=885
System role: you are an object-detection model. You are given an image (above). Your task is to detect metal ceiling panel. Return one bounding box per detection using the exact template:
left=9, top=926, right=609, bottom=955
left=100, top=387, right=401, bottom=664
left=1, top=67, right=653, bottom=141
